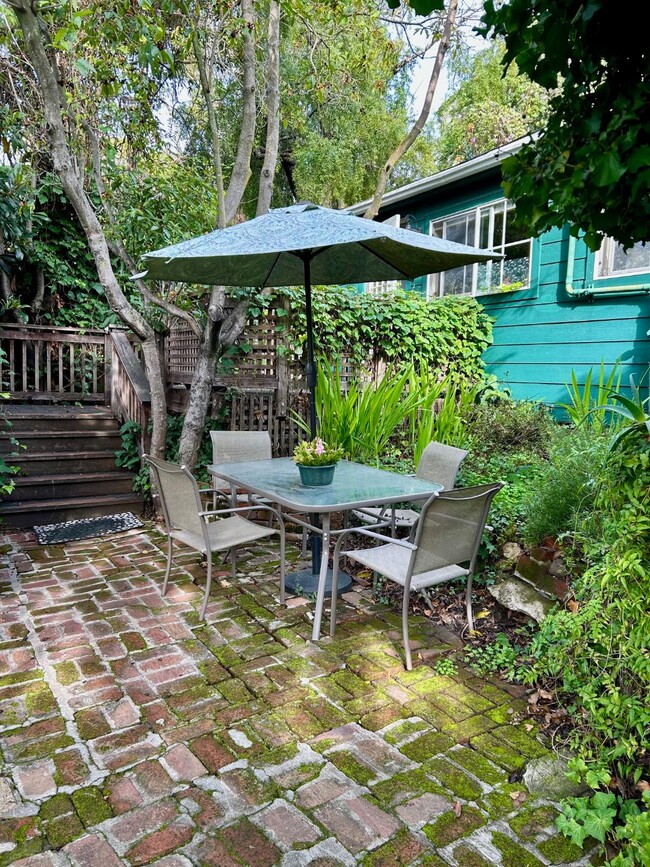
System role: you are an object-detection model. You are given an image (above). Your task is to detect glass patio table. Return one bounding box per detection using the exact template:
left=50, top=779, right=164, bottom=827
left=207, top=457, right=443, bottom=640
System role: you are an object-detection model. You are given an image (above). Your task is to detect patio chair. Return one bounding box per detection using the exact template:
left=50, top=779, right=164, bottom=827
left=210, top=430, right=272, bottom=507
left=332, top=482, right=503, bottom=670
left=211, top=430, right=309, bottom=556
left=145, top=454, right=285, bottom=621
left=353, top=441, right=468, bottom=533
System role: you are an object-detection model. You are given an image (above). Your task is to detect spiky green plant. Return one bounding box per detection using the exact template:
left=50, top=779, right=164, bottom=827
left=560, top=361, right=622, bottom=430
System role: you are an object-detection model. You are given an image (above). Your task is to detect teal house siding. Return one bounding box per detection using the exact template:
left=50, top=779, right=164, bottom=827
left=351, top=141, right=650, bottom=407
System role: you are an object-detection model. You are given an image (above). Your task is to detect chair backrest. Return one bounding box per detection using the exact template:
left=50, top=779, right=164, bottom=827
left=145, top=455, right=204, bottom=536
left=211, top=431, right=272, bottom=491
left=411, top=482, right=503, bottom=576
left=416, top=441, right=468, bottom=491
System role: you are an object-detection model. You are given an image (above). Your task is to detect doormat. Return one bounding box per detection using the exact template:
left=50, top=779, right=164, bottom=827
left=33, top=512, right=143, bottom=546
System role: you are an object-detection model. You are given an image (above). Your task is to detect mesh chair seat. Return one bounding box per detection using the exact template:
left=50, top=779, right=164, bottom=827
left=145, top=454, right=285, bottom=621
left=344, top=544, right=469, bottom=590
left=333, top=481, right=503, bottom=670
left=173, top=515, right=276, bottom=555
left=352, top=441, right=468, bottom=532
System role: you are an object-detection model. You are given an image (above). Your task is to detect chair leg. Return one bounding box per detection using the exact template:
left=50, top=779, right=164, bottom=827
left=279, top=522, right=286, bottom=604
left=231, top=548, right=237, bottom=580
left=402, top=589, right=413, bottom=671
left=162, top=536, right=173, bottom=596
left=329, top=558, right=339, bottom=637
left=200, top=551, right=213, bottom=621
left=466, top=574, right=474, bottom=634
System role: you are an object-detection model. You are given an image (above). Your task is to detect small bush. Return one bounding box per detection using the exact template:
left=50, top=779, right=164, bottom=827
left=521, top=426, right=608, bottom=546
left=467, top=398, right=554, bottom=457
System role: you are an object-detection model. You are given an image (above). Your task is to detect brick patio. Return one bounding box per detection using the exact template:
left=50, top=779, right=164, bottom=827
left=0, top=524, right=591, bottom=866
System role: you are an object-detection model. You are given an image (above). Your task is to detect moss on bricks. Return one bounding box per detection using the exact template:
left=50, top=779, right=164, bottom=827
left=491, top=724, right=549, bottom=759
left=509, top=804, right=559, bottom=840
left=72, top=786, right=113, bottom=827
left=538, top=834, right=585, bottom=863
left=0, top=837, right=42, bottom=867
left=25, top=683, right=57, bottom=717
left=53, top=661, right=79, bottom=686
left=328, top=751, right=375, bottom=786
left=74, top=708, right=111, bottom=740
left=491, top=831, right=545, bottom=867
left=423, top=806, right=486, bottom=847
left=218, top=678, right=254, bottom=704
left=470, top=734, right=528, bottom=772
left=0, top=670, right=41, bottom=688
left=332, top=669, right=374, bottom=697
left=479, top=783, right=529, bottom=819
left=359, top=703, right=407, bottom=732
left=400, top=732, right=455, bottom=762
left=383, top=719, right=430, bottom=746
left=450, top=748, right=505, bottom=786
left=121, top=631, right=146, bottom=651
left=372, top=769, right=447, bottom=808
left=426, top=757, right=483, bottom=800
left=359, top=827, right=425, bottom=866
left=40, top=794, right=74, bottom=821
left=452, top=843, right=497, bottom=867
left=45, top=812, right=84, bottom=848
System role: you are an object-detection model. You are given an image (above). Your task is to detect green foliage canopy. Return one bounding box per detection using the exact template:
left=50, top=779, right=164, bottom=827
left=479, top=0, right=650, bottom=250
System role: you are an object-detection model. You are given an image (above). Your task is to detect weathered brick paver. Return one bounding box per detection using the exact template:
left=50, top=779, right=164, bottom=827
left=0, top=526, right=592, bottom=866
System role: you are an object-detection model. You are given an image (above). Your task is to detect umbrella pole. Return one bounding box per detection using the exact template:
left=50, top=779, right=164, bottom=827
left=303, top=253, right=318, bottom=440
left=284, top=251, right=353, bottom=600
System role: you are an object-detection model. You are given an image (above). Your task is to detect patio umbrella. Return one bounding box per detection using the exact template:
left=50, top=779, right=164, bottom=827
left=140, top=202, right=499, bottom=439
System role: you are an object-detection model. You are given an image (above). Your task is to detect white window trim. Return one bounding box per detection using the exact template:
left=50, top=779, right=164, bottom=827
left=594, top=237, right=650, bottom=281
left=427, top=199, right=532, bottom=299
left=364, top=214, right=403, bottom=296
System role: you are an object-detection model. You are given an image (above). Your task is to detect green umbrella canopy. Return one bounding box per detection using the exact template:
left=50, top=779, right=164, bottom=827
left=140, top=202, right=498, bottom=286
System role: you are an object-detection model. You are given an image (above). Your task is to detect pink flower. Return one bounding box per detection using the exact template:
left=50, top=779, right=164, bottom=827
left=315, top=438, right=325, bottom=456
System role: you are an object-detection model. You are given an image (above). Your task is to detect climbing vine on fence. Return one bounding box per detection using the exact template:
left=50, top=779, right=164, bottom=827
left=257, top=286, right=493, bottom=382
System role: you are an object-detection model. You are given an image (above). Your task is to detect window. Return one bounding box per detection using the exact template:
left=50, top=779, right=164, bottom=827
left=595, top=238, right=650, bottom=279
left=364, top=214, right=403, bottom=296
left=428, top=200, right=532, bottom=298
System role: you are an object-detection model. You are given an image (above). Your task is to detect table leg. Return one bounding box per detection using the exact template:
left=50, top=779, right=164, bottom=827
left=311, top=513, right=330, bottom=641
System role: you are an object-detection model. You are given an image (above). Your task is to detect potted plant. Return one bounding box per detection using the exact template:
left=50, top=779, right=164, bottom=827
left=293, top=437, right=345, bottom=486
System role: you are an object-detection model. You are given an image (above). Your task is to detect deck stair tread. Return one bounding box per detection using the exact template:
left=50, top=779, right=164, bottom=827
left=1, top=404, right=142, bottom=528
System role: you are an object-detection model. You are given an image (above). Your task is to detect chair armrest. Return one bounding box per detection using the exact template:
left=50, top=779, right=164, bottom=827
left=340, top=525, right=417, bottom=550
left=200, top=503, right=285, bottom=526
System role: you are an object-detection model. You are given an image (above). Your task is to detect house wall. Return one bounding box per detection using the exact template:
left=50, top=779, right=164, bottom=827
left=376, top=170, right=650, bottom=406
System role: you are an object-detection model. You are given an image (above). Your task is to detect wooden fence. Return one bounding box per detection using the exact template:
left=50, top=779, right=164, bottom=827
left=0, top=312, right=317, bottom=456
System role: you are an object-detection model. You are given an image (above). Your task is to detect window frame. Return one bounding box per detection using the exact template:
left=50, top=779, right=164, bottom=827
left=427, top=198, right=533, bottom=299
left=593, top=237, right=650, bottom=282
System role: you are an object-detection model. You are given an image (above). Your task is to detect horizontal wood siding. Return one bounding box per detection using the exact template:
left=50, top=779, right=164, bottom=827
left=479, top=224, right=650, bottom=405
left=375, top=177, right=650, bottom=407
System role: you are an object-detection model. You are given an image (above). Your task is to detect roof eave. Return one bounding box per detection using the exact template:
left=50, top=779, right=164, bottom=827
left=346, top=134, right=537, bottom=216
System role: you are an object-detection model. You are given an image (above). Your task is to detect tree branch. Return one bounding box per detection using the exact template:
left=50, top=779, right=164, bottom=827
left=256, top=0, right=281, bottom=216
left=364, top=0, right=459, bottom=220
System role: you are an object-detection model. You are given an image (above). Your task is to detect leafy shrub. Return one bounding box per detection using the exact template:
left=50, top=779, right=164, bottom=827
left=528, top=432, right=650, bottom=861
left=521, top=426, right=609, bottom=546
left=463, top=632, right=531, bottom=682
left=467, top=397, right=554, bottom=457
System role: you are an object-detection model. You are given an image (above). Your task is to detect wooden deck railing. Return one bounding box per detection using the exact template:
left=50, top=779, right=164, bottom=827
left=108, top=329, right=151, bottom=452
left=0, top=324, right=107, bottom=401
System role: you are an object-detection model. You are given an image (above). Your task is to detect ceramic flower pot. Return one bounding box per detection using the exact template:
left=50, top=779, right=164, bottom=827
left=297, top=463, right=336, bottom=486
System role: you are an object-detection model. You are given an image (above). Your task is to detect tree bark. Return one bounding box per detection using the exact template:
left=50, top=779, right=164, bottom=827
left=363, top=0, right=458, bottom=220
left=10, top=0, right=167, bottom=457
left=257, top=0, right=281, bottom=216
left=224, top=0, right=256, bottom=223
left=192, top=32, right=226, bottom=230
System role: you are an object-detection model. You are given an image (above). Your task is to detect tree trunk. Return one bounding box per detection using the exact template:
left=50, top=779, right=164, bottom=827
left=224, top=0, right=257, bottom=223
left=257, top=0, right=281, bottom=216
left=11, top=0, right=167, bottom=457
left=363, top=0, right=458, bottom=220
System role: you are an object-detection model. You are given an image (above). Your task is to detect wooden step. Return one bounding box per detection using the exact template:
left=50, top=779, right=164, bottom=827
left=7, top=472, right=136, bottom=501
left=10, top=450, right=122, bottom=475
left=0, top=430, right=121, bottom=454
left=4, top=406, right=118, bottom=433
left=0, top=493, right=144, bottom=529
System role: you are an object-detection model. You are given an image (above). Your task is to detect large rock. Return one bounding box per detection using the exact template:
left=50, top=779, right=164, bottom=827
left=524, top=753, right=588, bottom=799
left=488, top=578, right=555, bottom=623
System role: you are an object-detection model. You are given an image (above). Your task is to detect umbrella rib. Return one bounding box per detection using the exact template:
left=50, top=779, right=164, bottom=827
left=358, top=242, right=411, bottom=279
left=262, top=252, right=283, bottom=287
